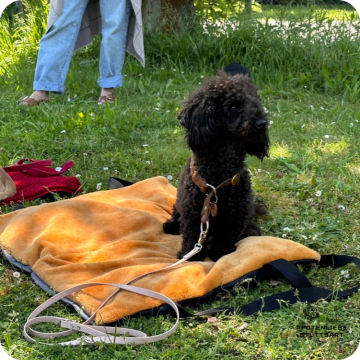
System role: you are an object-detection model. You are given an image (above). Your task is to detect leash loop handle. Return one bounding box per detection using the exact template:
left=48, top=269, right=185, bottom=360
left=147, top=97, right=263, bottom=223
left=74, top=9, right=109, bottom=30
left=23, top=282, right=179, bottom=346
left=23, top=245, right=204, bottom=346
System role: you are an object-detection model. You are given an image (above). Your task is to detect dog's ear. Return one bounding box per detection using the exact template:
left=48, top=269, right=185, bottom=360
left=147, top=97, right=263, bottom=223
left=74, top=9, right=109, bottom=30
left=245, top=131, right=270, bottom=160
left=178, top=92, right=221, bottom=152
left=223, top=62, right=252, bottom=79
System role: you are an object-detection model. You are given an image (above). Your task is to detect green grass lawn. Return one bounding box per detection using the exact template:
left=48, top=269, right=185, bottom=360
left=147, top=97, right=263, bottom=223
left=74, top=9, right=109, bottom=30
left=0, top=2, right=360, bottom=359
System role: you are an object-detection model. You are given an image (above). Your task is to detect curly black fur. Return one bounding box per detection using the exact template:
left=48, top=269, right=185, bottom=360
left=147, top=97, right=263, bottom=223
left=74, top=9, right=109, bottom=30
left=163, top=64, right=270, bottom=261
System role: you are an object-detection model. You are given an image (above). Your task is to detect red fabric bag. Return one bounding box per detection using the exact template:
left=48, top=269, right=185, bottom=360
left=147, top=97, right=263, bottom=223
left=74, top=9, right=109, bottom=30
left=0, top=159, right=81, bottom=205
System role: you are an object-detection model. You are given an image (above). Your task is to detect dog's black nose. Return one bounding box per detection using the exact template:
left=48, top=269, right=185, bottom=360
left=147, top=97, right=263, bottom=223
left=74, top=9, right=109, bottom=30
left=255, top=119, right=267, bottom=130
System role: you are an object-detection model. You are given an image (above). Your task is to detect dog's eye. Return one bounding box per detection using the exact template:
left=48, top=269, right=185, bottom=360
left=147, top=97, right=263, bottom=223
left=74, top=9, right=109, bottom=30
left=227, top=107, right=239, bottom=120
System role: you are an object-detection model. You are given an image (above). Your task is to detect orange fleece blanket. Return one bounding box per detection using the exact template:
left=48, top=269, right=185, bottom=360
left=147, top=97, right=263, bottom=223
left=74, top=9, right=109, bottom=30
left=0, top=176, right=320, bottom=323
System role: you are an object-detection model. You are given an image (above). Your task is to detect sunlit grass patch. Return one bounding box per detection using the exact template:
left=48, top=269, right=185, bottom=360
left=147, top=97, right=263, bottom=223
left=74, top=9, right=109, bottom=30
left=269, top=142, right=292, bottom=159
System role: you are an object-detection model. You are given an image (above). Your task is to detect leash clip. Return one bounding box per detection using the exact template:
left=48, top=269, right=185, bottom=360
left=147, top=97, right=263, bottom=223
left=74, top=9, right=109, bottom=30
left=198, top=234, right=206, bottom=245
left=198, top=220, right=209, bottom=245
left=205, top=183, right=217, bottom=197
left=200, top=221, right=209, bottom=236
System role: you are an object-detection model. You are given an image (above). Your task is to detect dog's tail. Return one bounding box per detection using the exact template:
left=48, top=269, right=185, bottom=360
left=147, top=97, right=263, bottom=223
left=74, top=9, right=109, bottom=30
left=253, top=200, right=268, bottom=220
left=223, top=62, right=252, bottom=78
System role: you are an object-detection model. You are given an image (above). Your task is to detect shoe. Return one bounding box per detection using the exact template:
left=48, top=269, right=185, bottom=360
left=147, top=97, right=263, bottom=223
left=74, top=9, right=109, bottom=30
left=98, top=94, right=115, bottom=105
left=18, top=96, right=49, bottom=107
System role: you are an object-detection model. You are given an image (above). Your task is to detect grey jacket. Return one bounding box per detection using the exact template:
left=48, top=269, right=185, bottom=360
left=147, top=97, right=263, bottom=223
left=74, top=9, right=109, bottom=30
left=46, top=0, right=145, bottom=66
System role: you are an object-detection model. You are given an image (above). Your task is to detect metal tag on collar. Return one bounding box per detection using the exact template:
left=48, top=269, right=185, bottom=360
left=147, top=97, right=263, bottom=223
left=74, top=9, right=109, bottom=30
left=232, top=174, right=240, bottom=185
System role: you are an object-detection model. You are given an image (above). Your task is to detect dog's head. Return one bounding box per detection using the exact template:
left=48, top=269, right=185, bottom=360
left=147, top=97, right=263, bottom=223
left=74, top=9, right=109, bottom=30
left=178, top=68, right=270, bottom=159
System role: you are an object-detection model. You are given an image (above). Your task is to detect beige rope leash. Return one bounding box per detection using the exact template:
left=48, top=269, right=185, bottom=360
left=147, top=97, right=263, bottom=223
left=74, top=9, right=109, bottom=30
left=23, top=245, right=203, bottom=346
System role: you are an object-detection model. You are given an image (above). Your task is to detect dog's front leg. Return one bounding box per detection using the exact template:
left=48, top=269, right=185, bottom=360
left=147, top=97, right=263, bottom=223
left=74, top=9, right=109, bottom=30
left=206, top=224, right=237, bottom=262
left=163, top=204, right=181, bottom=235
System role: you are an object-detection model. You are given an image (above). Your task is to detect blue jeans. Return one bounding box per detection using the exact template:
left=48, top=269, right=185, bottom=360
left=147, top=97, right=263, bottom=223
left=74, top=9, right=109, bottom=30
left=33, top=0, right=131, bottom=94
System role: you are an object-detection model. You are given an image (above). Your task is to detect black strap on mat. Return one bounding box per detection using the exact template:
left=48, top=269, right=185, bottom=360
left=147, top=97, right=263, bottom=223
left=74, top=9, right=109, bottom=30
left=176, top=254, right=360, bottom=318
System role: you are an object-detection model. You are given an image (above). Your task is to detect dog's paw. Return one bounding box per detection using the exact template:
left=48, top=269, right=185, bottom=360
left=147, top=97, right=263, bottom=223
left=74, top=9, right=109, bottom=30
left=163, top=220, right=180, bottom=235
left=207, top=244, right=236, bottom=262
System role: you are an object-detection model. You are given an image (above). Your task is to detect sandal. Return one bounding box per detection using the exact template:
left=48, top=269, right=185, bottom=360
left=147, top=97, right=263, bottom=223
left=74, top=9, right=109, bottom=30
left=18, top=96, right=49, bottom=107
left=97, top=94, right=115, bottom=105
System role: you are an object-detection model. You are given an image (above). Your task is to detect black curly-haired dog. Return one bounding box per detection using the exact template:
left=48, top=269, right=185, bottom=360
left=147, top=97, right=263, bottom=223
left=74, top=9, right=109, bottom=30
left=163, top=63, right=270, bottom=261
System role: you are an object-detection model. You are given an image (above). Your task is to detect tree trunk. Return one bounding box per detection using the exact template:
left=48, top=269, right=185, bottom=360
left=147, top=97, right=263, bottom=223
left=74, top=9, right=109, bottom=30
left=16, top=1, right=24, bottom=14
left=142, top=0, right=194, bottom=29
left=244, top=0, right=252, bottom=12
